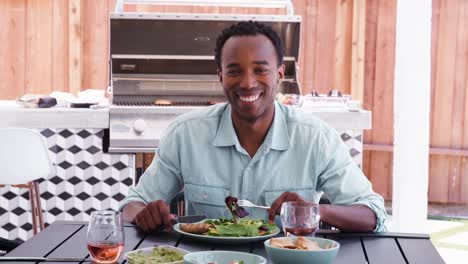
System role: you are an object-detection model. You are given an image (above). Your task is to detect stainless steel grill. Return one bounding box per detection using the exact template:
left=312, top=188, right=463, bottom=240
left=108, top=7, right=301, bottom=153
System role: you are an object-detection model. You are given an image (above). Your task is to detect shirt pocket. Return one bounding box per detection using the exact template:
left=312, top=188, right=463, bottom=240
left=185, top=183, right=230, bottom=219
left=264, top=188, right=319, bottom=206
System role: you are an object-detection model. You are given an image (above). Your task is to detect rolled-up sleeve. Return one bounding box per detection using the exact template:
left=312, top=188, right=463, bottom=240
left=316, top=126, right=388, bottom=232
left=119, top=122, right=184, bottom=210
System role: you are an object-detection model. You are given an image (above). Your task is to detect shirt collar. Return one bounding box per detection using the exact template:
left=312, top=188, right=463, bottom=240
left=269, top=102, right=290, bottom=150
left=212, top=104, right=238, bottom=147
left=213, top=102, right=290, bottom=151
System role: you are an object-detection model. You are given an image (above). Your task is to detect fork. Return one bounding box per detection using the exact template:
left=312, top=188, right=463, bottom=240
left=237, top=199, right=270, bottom=209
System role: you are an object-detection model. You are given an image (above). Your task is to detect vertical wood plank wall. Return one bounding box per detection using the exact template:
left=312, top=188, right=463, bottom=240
left=430, top=0, right=468, bottom=203
left=363, top=0, right=396, bottom=200
left=0, top=0, right=467, bottom=204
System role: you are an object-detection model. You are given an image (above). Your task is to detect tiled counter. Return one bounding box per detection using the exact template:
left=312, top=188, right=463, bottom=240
left=0, top=101, right=134, bottom=241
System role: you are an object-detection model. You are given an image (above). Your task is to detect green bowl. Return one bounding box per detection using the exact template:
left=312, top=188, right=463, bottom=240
left=183, top=251, right=267, bottom=264
left=264, top=237, right=340, bottom=264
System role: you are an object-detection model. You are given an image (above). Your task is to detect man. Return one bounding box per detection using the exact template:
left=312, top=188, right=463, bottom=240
left=121, top=21, right=387, bottom=233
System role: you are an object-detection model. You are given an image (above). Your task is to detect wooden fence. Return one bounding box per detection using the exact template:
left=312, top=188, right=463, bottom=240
left=0, top=0, right=467, bottom=204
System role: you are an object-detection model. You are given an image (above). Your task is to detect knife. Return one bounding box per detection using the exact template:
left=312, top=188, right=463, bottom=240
left=158, top=214, right=206, bottom=231
left=174, top=214, right=206, bottom=224
left=0, top=257, right=92, bottom=262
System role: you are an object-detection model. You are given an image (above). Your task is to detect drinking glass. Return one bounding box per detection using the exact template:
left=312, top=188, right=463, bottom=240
left=87, top=210, right=125, bottom=263
left=280, top=201, right=320, bottom=237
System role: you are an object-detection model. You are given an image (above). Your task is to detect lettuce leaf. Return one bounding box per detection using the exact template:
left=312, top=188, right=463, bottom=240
left=225, top=196, right=249, bottom=223
left=210, top=223, right=260, bottom=237
left=204, top=218, right=279, bottom=237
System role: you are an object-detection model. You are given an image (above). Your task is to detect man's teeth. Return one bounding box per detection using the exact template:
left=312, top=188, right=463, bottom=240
left=239, top=94, right=260, bottom=102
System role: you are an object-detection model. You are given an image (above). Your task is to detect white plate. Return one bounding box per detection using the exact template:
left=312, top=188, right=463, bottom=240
left=173, top=220, right=280, bottom=244
left=124, top=245, right=189, bottom=264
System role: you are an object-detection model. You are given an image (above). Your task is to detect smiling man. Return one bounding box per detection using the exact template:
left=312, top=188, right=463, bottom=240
left=220, top=32, right=283, bottom=157
left=121, top=21, right=387, bottom=233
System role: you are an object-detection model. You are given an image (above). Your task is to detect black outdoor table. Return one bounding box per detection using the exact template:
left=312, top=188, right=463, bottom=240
left=3, top=221, right=445, bottom=264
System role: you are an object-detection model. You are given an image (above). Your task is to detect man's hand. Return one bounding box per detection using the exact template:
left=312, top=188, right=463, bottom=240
left=123, top=200, right=173, bottom=233
left=267, top=191, right=306, bottom=223
left=267, top=192, right=378, bottom=232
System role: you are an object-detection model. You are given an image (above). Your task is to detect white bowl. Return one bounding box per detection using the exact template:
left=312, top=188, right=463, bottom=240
left=264, top=237, right=340, bottom=264
left=124, top=245, right=189, bottom=264
left=184, top=251, right=267, bottom=264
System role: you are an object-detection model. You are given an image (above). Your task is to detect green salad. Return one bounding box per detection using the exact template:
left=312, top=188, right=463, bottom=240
left=180, top=196, right=278, bottom=238
left=203, top=217, right=278, bottom=237
left=126, top=247, right=184, bottom=264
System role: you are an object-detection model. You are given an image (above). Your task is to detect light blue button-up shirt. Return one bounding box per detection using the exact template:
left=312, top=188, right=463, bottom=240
left=121, top=102, right=387, bottom=232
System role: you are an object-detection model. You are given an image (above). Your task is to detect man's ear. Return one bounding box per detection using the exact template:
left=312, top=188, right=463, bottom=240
left=277, top=64, right=285, bottom=83
left=217, top=69, right=223, bottom=82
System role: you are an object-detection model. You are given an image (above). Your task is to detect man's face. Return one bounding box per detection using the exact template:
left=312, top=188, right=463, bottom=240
left=218, top=35, right=285, bottom=122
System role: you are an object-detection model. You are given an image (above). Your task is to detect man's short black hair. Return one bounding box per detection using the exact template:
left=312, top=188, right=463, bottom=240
left=214, top=21, right=284, bottom=70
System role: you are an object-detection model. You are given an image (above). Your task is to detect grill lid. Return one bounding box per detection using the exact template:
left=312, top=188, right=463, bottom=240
left=110, top=13, right=302, bottom=102
left=110, top=13, right=301, bottom=58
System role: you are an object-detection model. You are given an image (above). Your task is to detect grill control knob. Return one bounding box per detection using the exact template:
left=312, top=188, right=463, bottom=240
left=133, top=119, right=146, bottom=134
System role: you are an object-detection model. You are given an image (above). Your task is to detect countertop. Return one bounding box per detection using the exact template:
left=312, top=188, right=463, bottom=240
left=301, top=108, right=372, bottom=130
left=0, top=100, right=371, bottom=130
left=0, top=100, right=109, bottom=128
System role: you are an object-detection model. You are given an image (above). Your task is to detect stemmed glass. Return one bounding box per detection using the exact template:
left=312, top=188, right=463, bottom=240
left=280, top=201, right=320, bottom=237
left=87, top=210, right=125, bottom=263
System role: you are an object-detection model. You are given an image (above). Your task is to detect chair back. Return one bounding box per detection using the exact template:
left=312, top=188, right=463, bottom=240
left=0, top=128, right=54, bottom=185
